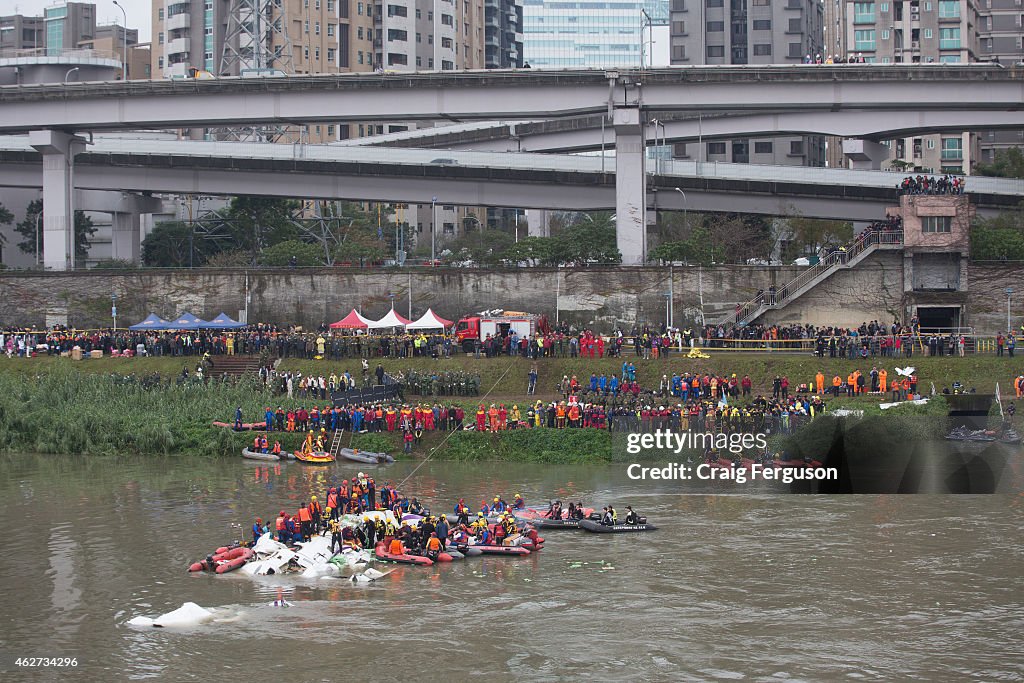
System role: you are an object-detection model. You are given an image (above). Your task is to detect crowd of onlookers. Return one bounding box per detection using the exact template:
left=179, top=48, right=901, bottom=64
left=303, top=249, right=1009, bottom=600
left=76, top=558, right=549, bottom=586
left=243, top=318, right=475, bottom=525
left=897, top=175, right=965, bottom=196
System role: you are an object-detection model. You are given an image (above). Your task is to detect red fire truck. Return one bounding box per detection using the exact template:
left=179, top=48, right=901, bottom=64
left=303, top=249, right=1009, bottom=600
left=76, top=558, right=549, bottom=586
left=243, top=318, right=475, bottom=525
left=454, top=311, right=538, bottom=352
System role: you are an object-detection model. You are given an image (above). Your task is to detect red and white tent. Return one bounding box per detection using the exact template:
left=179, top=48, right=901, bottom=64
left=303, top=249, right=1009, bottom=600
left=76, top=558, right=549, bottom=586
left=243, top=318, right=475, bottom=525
left=328, top=309, right=371, bottom=329
left=367, top=307, right=412, bottom=330
left=406, top=308, right=454, bottom=330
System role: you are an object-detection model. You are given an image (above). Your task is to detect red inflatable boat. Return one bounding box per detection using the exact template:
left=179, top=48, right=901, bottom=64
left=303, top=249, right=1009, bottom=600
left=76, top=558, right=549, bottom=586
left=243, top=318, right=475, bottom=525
left=188, top=546, right=253, bottom=573
left=374, top=542, right=434, bottom=566
left=473, top=544, right=531, bottom=556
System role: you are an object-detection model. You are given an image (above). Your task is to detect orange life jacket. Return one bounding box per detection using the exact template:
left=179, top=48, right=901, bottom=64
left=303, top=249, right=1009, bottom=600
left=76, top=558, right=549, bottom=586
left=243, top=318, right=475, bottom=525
left=426, top=537, right=441, bottom=551
left=275, top=516, right=286, bottom=531
left=389, top=539, right=404, bottom=555
left=298, top=508, right=312, bottom=522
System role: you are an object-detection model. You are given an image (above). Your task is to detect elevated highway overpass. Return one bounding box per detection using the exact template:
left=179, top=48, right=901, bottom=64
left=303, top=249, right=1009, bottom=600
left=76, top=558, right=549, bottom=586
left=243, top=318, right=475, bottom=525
left=2, top=64, right=1020, bottom=269
left=0, top=136, right=1020, bottom=269
left=0, top=65, right=1019, bottom=134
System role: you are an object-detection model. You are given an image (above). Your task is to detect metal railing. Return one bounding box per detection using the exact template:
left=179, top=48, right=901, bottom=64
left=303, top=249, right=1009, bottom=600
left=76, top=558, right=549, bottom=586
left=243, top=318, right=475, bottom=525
left=730, top=227, right=904, bottom=325
left=0, top=47, right=121, bottom=62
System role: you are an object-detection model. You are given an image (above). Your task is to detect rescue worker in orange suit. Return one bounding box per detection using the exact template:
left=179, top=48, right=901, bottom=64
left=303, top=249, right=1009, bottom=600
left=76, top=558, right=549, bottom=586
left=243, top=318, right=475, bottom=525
left=832, top=375, right=842, bottom=398
left=298, top=503, right=313, bottom=541
left=327, top=488, right=340, bottom=520
left=389, top=536, right=405, bottom=556
left=425, top=532, right=442, bottom=560
left=271, top=441, right=281, bottom=456
left=815, top=372, right=825, bottom=395
left=309, top=496, right=323, bottom=529
left=476, top=405, right=486, bottom=431
left=879, top=369, right=888, bottom=394
left=275, top=511, right=288, bottom=543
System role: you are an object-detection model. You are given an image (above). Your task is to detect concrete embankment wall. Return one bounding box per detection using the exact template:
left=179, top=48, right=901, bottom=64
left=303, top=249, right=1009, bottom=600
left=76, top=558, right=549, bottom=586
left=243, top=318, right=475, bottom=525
left=0, top=262, right=1019, bottom=333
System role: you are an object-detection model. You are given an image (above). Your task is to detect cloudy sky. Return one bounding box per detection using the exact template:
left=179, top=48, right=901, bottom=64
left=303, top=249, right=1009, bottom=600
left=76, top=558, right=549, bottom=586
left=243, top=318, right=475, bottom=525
left=0, top=0, right=152, bottom=42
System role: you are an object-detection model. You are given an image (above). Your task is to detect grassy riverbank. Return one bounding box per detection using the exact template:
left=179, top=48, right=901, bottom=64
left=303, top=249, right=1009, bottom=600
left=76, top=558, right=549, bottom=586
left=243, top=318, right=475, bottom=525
left=0, top=352, right=1015, bottom=459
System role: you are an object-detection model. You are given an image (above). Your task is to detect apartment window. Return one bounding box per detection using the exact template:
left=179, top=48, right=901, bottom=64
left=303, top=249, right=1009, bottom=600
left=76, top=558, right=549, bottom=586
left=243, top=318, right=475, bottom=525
left=358, top=2, right=363, bottom=14
left=388, top=4, right=408, bottom=16
left=416, top=8, right=421, bottom=18
left=305, top=47, right=310, bottom=59
left=924, top=1, right=932, bottom=10
left=938, top=0, right=959, bottom=16
left=428, top=11, right=433, bottom=20
left=926, top=138, right=936, bottom=149
left=707, top=20, right=725, bottom=31
left=882, top=29, right=890, bottom=39
left=358, top=124, right=364, bottom=136
left=315, top=21, right=320, bottom=35
left=442, top=59, right=454, bottom=69
left=388, top=52, right=408, bottom=65
left=316, top=0, right=321, bottom=7
left=158, top=32, right=164, bottom=45
left=416, top=56, right=422, bottom=66
left=205, top=27, right=213, bottom=35
left=428, top=34, right=433, bottom=44
left=388, top=29, right=408, bottom=41
left=158, top=8, right=164, bottom=20
left=941, top=137, right=962, bottom=159
left=416, top=32, right=421, bottom=42
left=707, top=142, right=726, bottom=155
left=672, top=45, right=686, bottom=59
left=441, top=37, right=453, bottom=48
left=158, top=56, right=164, bottom=68
left=441, top=13, right=453, bottom=25
left=754, top=141, right=773, bottom=153
left=790, top=140, right=804, bottom=155
left=939, top=54, right=962, bottom=63
left=327, top=48, right=335, bottom=61
left=854, top=29, right=876, bottom=50
left=428, top=57, right=434, bottom=68
left=924, top=28, right=933, bottom=38
left=672, top=20, right=687, bottom=34
left=305, top=19, right=310, bottom=32
left=367, top=4, right=372, bottom=15
left=788, top=42, right=802, bottom=57
left=788, top=17, right=802, bottom=31
left=880, top=2, right=889, bottom=10
left=939, top=27, right=960, bottom=49
left=327, top=24, right=335, bottom=37
left=922, top=216, right=952, bottom=233
left=358, top=27, right=363, bottom=39
left=706, top=45, right=725, bottom=57
left=707, top=0, right=724, bottom=6
left=328, top=0, right=335, bottom=10
left=671, top=0, right=686, bottom=9
left=752, top=19, right=771, bottom=30
left=204, top=51, right=213, bottom=61
left=315, top=47, right=320, bottom=59
left=853, top=1, right=875, bottom=23
left=752, top=0, right=769, bottom=5
left=753, top=43, right=771, bottom=55
left=357, top=50, right=363, bottom=64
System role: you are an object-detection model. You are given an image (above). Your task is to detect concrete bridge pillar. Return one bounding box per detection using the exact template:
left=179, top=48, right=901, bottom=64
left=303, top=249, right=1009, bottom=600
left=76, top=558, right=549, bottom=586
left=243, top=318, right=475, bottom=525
left=842, top=139, right=891, bottom=171
left=614, top=107, right=647, bottom=265
left=110, top=211, right=141, bottom=264
left=29, top=130, right=86, bottom=270
left=527, top=209, right=551, bottom=238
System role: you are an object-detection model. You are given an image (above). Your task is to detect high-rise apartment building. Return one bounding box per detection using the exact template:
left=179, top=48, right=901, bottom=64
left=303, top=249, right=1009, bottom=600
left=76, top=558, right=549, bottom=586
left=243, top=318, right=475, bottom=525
left=668, top=0, right=826, bottom=166
left=523, top=0, right=667, bottom=68
left=976, top=0, right=1024, bottom=163
left=826, top=0, right=987, bottom=172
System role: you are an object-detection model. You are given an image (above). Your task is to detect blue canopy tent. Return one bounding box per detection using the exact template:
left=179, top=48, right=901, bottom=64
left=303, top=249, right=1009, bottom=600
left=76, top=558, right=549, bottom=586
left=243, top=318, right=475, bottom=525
left=128, top=313, right=170, bottom=331
left=200, top=312, right=247, bottom=329
left=166, top=312, right=206, bottom=330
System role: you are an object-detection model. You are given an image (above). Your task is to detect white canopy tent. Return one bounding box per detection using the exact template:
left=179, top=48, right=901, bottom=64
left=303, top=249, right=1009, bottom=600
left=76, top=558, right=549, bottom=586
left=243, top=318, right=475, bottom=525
left=367, top=307, right=412, bottom=330
left=405, top=308, right=454, bottom=330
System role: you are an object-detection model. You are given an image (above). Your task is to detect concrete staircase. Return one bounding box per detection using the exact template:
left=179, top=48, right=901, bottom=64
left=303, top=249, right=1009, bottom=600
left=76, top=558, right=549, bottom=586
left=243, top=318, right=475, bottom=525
left=208, top=355, right=264, bottom=378
left=723, top=228, right=904, bottom=326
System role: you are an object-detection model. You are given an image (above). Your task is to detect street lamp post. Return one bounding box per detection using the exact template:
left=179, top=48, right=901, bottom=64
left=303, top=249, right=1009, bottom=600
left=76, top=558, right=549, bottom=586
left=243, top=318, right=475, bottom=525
left=64, top=67, right=79, bottom=83
left=1007, top=287, right=1014, bottom=333
left=34, top=211, right=42, bottom=267
left=430, top=196, right=437, bottom=266
left=664, top=292, right=671, bottom=332
left=674, top=187, right=687, bottom=233
left=113, top=0, right=128, bottom=80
